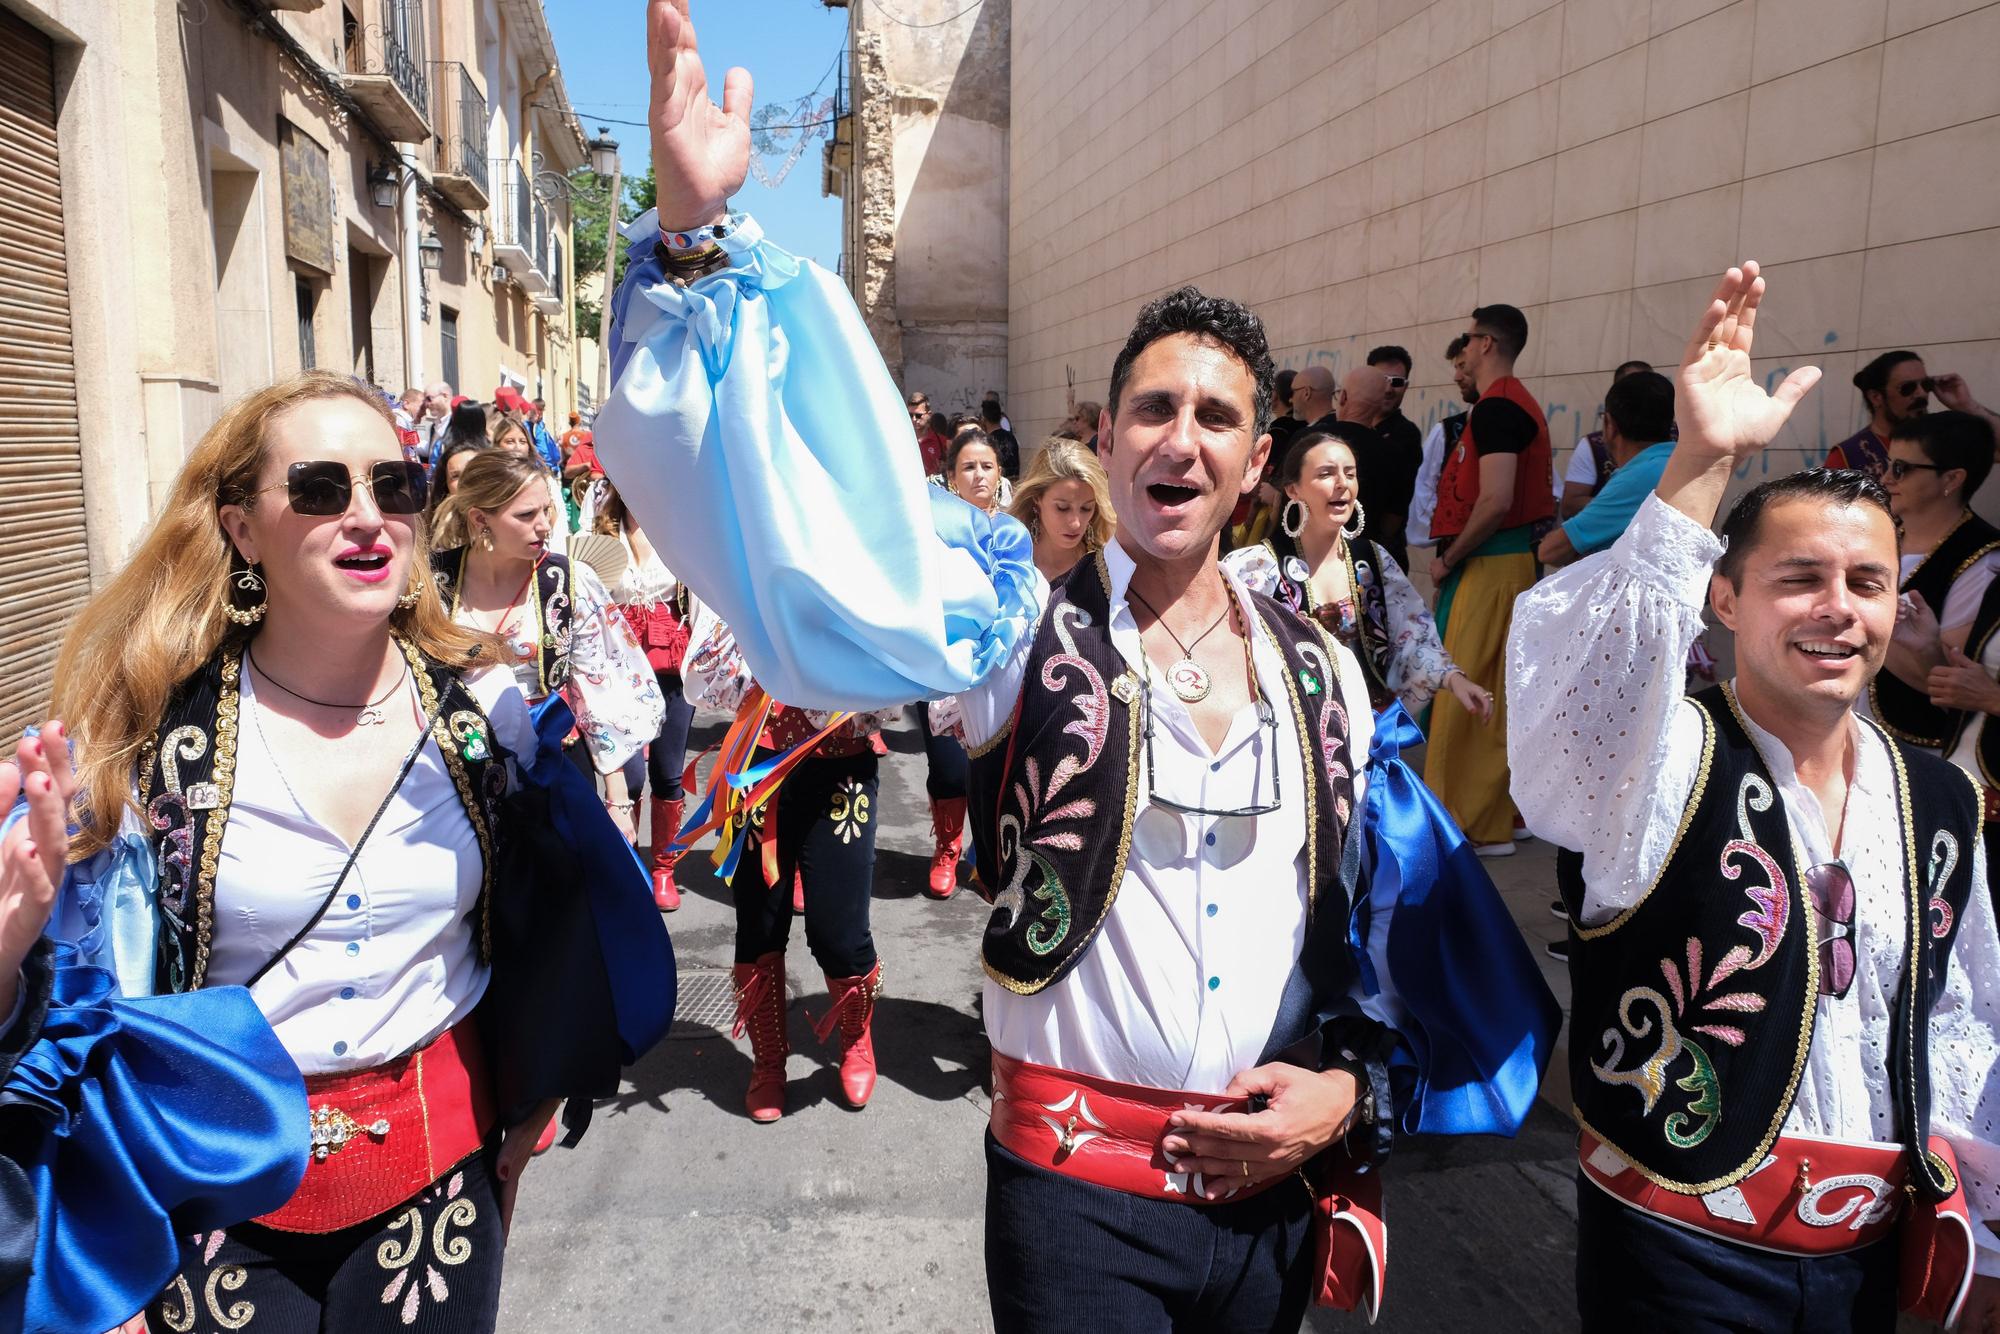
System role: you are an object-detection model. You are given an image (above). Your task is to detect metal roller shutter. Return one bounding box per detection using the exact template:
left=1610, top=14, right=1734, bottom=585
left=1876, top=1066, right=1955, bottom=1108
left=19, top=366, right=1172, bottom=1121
left=0, top=10, right=90, bottom=739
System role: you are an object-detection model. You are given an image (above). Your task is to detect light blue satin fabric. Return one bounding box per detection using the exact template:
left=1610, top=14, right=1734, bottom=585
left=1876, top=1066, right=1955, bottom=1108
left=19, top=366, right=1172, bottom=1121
left=1355, top=705, right=1562, bottom=1136
left=597, top=210, right=1038, bottom=711
left=1, top=942, right=306, bottom=1334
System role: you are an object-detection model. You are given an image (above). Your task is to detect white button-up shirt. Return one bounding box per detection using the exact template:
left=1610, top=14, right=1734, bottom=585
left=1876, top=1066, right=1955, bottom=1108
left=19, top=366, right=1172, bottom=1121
left=955, top=541, right=1376, bottom=1095
left=1508, top=493, right=2000, bottom=1275
left=205, top=671, right=488, bottom=1076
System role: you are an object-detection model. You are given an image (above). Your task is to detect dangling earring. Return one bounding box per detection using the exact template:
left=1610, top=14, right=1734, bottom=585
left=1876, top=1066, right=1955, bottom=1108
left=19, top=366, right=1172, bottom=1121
left=477, top=525, right=496, bottom=553
left=1282, top=499, right=1306, bottom=539
left=397, top=568, right=426, bottom=610
left=1027, top=511, right=1042, bottom=538
left=223, top=562, right=268, bottom=626
left=1342, top=500, right=1367, bottom=541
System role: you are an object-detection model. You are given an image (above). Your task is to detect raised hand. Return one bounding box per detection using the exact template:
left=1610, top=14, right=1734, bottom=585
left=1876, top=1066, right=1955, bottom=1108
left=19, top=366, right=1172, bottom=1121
left=1676, top=262, right=1822, bottom=462
left=0, top=725, right=76, bottom=1017
left=648, top=0, right=752, bottom=232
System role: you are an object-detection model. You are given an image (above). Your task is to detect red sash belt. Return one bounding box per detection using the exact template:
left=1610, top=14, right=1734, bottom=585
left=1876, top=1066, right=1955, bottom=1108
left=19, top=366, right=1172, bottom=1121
left=257, top=1017, right=496, bottom=1234
left=1580, top=1130, right=1975, bottom=1326
left=990, top=1052, right=1386, bottom=1318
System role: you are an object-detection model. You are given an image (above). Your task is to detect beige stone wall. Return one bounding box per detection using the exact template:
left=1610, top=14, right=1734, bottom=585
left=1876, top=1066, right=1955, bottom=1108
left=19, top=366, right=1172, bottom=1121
left=840, top=0, right=1010, bottom=419
left=1007, top=0, right=2000, bottom=503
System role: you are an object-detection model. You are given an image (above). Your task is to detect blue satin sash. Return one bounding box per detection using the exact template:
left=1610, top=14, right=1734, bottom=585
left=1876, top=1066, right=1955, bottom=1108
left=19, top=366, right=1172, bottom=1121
left=1355, top=704, right=1561, bottom=1136
left=0, top=942, right=305, bottom=1333
left=519, top=696, right=676, bottom=1062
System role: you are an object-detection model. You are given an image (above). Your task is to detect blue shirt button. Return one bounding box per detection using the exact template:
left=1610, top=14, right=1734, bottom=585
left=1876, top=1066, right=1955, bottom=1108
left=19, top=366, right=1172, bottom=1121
left=1210, top=761, right=1220, bottom=772
left=1204, top=831, right=1216, bottom=847
left=332, top=1041, right=348, bottom=1056
left=1206, top=903, right=1218, bottom=917
left=346, top=942, right=361, bottom=956
left=340, top=987, right=356, bottom=1000
left=1207, top=976, right=1220, bottom=991
left=346, top=894, right=361, bottom=910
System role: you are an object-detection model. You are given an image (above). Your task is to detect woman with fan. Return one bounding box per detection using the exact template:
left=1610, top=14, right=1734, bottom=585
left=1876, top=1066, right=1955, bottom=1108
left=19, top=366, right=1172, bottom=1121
left=1225, top=425, right=1493, bottom=723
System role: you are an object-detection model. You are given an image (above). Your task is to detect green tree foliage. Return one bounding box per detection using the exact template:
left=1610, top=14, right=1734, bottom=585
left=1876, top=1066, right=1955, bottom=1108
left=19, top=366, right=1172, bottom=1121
left=568, top=162, right=655, bottom=331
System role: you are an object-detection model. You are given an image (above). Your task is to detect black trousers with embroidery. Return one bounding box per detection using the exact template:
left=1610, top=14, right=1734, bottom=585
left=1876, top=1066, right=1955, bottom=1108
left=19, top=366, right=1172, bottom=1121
left=147, top=1149, right=505, bottom=1333
left=730, top=750, right=879, bottom=978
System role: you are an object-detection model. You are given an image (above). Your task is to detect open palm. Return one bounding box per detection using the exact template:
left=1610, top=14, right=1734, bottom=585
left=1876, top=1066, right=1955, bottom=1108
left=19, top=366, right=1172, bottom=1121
left=1676, top=262, right=1821, bottom=461
left=648, top=0, right=752, bottom=233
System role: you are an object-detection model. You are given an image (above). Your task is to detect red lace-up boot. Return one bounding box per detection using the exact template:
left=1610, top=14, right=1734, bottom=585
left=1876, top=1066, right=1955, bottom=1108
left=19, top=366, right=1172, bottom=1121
left=731, top=952, right=788, bottom=1123
left=648, top=796, right=684, bottom=911
left=926, top=798, right=966, bottom=899
left=812, top=962, right=883, bottom=1108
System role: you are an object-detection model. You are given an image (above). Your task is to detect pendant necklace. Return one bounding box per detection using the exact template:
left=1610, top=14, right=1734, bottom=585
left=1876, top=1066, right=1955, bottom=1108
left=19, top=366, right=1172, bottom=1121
left=1127, top=586, right=1232, bottom=704
left=248, top=650, right=409, bottom=727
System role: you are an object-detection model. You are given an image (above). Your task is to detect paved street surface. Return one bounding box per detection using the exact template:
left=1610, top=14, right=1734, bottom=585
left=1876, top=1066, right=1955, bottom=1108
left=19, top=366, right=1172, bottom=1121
left=498, top=715, right=1584, bottom=1331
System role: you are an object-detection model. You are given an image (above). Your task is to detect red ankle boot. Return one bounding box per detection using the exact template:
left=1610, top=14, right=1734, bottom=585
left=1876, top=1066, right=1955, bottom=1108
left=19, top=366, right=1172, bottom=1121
left=731, top=952, right=788, bottom=1123
left=649, top=796, right=684, bottom=911
left=812, top=962, right=882, bottom=1108
left=926, top=798, right=966, bottom=899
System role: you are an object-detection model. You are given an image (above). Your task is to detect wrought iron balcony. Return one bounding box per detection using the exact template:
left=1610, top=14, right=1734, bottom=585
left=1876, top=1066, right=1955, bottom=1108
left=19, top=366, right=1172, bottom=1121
left=491, top=162, right=551, bottom=295
left=341, top=0, right=431, bottom=142
left=428, top=63, right=488, bottom=211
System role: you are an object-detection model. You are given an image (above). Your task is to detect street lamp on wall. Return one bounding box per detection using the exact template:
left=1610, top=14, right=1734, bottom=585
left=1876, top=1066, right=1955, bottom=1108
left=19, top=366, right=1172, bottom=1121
left=419, top=230, right=444, bottom=275
left=368, top=161, right=399, bottom=209
left=587, top=129, right=619, bottom=182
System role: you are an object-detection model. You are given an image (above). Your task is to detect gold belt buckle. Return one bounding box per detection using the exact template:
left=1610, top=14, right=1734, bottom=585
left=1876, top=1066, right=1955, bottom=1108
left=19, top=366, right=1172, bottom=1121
left=309, top=1105, right=390, bottom=1162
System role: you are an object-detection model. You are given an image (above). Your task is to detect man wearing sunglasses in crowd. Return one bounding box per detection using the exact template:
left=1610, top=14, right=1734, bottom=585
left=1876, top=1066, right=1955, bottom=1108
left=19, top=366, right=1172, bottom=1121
left=1826, top=348, right=2000, bottom=483
left=594, top=4, right=1557, bottom=1329
left=1511, top=263, right=2000, bottom=1332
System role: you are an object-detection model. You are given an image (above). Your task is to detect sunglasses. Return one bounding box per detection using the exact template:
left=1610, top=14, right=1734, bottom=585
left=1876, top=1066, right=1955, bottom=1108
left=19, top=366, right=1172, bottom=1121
left=1804, top=860, right=1857, bottom=999
left=1384, top=375, right=1408, bottom=390
left=252, top=460, right=428, bottom=516
left=1894, top=377, right=1936, bottom=398
left=1143, top=692, right=1282, bottom=819
left=1885, top=458, right=1948, bottom=481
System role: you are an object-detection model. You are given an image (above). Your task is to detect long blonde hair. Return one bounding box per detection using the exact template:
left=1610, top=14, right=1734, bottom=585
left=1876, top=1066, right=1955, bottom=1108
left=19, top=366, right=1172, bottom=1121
left=51, top=371, right=489, bottom=856
left=432, top=449, right=548, bottom=550
left=1008, top=439, right=1116, bottom=551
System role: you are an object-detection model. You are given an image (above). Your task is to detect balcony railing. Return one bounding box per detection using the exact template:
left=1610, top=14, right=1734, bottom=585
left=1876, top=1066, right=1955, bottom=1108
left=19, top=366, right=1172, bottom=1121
left=342, top=0, right=431, bottom=141
left=491, top=161, right=551, bottom=294
left=427, top=62, right=488, bottom=209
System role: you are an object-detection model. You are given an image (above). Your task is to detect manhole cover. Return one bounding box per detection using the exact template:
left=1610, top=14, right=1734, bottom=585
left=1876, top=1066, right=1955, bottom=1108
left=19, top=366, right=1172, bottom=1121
left=670, top=968, right=737, bottom=1039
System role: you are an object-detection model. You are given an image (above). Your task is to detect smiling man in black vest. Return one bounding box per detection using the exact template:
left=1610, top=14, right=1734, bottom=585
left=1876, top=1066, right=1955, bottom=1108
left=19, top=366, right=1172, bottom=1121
left=1510, top=263, right=2000, bottom=1332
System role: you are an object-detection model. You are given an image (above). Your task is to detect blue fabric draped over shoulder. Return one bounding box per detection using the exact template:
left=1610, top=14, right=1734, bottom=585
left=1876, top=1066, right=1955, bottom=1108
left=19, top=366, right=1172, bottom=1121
left=596, top=209, right=1037, bottom=711
left=1353, top=705, right=1562, bottom=1137
left=0, top=942, right=305, bottom=1334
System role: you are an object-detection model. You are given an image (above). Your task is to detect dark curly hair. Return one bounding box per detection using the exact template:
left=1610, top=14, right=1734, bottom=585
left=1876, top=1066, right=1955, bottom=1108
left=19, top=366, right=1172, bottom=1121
left=1716, top=468, right=1898, bottom=587
left=1106, top=286, right=1276, bottom=439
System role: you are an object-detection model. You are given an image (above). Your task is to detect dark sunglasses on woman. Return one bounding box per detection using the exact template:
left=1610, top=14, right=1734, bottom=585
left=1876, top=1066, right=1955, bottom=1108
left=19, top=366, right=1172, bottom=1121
left=251, top=460, right=428, bottom=516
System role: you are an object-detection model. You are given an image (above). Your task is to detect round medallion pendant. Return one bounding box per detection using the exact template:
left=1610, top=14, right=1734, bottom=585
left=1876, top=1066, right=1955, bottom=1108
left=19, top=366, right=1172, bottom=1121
left=1166, top=657, right=1211, bottom=703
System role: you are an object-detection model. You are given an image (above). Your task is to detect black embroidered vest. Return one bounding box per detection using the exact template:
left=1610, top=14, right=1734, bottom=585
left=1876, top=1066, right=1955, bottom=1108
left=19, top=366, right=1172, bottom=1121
left=1256, top=537, right=1395, bottom=710
left=1945, top=573, right=2000, bottom=789
left=1570, top=685, right=1977, bottom=1201
left=1869, top=513, right=2000, bottom=747
left=138, top=641, right=507, bottom=994
left=967, top=552, right=1359, bottom=994
left=431, top=548, right=575, bottom=697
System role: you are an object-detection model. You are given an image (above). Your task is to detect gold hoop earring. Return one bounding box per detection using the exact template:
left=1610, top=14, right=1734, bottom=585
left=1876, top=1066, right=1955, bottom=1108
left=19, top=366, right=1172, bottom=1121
left=223, top=563, right=267, bottom=626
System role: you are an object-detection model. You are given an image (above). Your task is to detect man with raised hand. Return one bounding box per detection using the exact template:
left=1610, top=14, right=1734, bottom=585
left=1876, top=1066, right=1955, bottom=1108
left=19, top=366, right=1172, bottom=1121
left=1509, top=263, right=2000, bottom=1332
left=595, top=5, right=1555, bottom=1330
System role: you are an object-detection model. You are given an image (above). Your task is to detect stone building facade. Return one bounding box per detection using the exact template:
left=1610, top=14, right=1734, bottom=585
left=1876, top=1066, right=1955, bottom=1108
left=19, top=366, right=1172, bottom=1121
left=828, top=0, right=1011, bottom=422
left=1000, top=0, right=2000, bottom=487
left=0, top=0, right=588, bottom=733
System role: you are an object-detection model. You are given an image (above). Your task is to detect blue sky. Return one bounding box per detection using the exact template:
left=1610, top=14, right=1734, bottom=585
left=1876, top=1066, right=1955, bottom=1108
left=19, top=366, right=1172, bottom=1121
left=545, top=0, right=849, bottom=268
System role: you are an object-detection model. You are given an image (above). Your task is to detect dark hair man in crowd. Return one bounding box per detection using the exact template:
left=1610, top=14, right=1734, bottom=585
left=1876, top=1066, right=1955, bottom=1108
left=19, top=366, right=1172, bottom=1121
left=1335, top=365, right=1418, bottom=573
left=980, top=399, right=1022, bottom=480
left=1511, top=261, right=2000, bottom=1332
left=1409, top=334, right=1477, bottom=551
left=1366, top=344, right=1422, bottom=478
left=1827, top=349, right=2000, bottom=482
left=1426, top=302, right=1554, bottom=855
left=1558, top=360, right=1655, bottom=519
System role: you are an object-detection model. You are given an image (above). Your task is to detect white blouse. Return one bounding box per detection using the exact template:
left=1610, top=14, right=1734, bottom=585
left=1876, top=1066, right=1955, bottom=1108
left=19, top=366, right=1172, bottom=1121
left=1507, top=493, right=2000, bottom=1277
left=206, top=671, right=488, bottom=1077
left=609, top=529, right=678, bottom=608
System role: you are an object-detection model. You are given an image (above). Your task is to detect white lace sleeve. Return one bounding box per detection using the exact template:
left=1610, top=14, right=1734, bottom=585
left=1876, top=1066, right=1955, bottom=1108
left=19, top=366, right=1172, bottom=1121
left=1505, top=493, right=1717, bottom=923
left=1931, top=837, right=2000, bottom=1275
left=1374, top=548, right=1455, bottom=713
left=564, top=563, right=666, bottom=773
